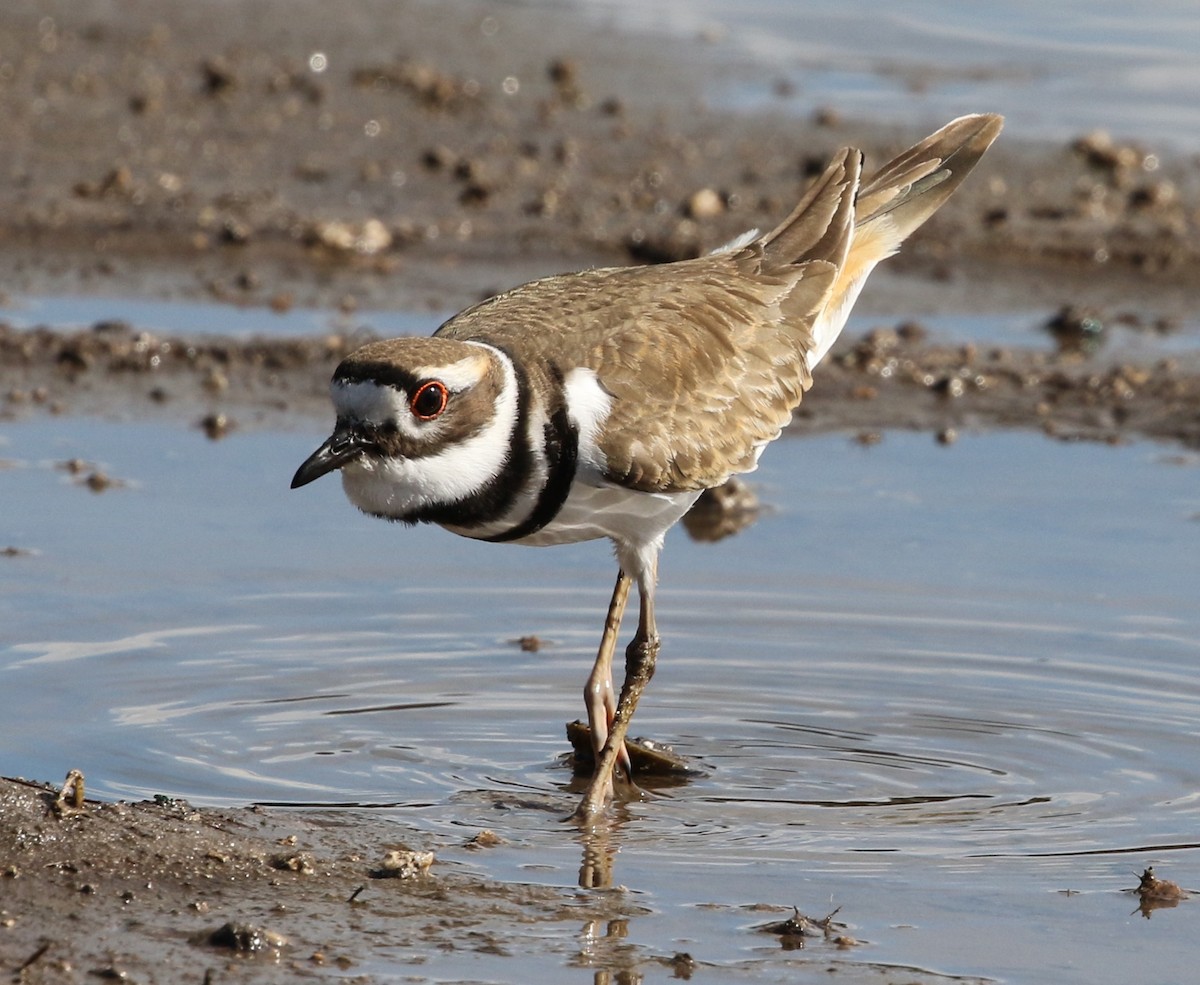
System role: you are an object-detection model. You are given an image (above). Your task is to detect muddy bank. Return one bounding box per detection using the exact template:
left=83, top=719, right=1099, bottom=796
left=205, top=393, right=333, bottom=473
left=1, top=0, right=1199, bottom=318
left=0, top=774, right=620, bottom=984
left=4, top=317, right=1199, bottom=448
left=2, top=0, right=1198, bottom=447
left=0, top=775, right=978, bottom=984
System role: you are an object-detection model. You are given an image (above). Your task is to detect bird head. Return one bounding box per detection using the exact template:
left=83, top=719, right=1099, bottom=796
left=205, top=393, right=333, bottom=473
left=291, top=337, right=518, bottom=523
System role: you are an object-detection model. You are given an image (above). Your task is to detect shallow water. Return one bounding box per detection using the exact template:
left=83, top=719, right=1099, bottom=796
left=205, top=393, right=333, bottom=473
left=556, top=0, right=1200, bottom=150
left=5, top=293, right=440, bottom=341
left=3, top=407, right=1198, bottom=982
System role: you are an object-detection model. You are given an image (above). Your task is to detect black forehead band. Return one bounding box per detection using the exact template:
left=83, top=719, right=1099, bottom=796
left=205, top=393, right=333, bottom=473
left=333, top=361, right=421, bottom=393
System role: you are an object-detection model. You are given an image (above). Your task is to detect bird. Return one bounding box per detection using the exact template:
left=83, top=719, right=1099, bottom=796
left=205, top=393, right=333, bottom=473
left=291, top=113, right=1003, bottom=822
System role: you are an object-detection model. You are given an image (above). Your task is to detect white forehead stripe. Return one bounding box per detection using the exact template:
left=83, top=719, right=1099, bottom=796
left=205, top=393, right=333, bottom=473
left=413, top=351, right=491, bottom=392
left=331, top=378, right=409, bottom=421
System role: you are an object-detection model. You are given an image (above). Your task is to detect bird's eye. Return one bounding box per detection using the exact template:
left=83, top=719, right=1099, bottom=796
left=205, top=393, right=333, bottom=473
left=410, top=380, right=449, bottom=421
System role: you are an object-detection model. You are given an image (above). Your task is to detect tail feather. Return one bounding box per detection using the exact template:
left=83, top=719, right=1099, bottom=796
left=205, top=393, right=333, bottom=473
left=731, top=113, right=1002, bottom=371
left=807, top=112, right=1004, bottom=368
left=758, top=148, right=862, bottom=272
left=856, top=113, right=1004, bottom=242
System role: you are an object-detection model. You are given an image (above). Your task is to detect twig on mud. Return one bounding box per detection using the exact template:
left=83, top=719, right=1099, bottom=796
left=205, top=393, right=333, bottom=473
left=16, top=940, right=52, bottom=973
left=52, top=769, right=87, bottom=818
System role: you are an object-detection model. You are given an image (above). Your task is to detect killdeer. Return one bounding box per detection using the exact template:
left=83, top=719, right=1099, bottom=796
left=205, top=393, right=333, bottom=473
left=292, top=113, right=1003, bottom=821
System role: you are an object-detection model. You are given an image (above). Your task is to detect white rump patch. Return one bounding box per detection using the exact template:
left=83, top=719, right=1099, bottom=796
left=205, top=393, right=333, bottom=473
left=806, top=278, right=868, bottom=371
left=710, top=227, right=761, bottom=254
left=807, top=215, right=903, bottom=371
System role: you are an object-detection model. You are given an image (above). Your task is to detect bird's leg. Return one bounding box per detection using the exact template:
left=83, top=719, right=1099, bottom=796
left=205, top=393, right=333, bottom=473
left=582, top=570, right=633, bottom=795
left=575, top=556, right=660, bottom=822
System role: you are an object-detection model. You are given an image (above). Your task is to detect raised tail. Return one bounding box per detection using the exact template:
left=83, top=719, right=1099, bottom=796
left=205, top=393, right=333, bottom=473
left=753, top=113, right=1003, bottom=369
left=814, top=113, right=1002, bottom=367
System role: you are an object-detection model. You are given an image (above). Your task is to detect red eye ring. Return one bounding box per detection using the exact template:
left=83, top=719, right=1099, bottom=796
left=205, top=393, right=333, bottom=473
left=410, top=380, right=448, bottom=421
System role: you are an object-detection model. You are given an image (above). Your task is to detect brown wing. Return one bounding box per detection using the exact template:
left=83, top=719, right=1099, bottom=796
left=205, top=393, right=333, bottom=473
left=436, top=252, right=839, bottom=493
left=438, top=151, right=861, bottom=494
left=577, top=256, right=838, bottom=492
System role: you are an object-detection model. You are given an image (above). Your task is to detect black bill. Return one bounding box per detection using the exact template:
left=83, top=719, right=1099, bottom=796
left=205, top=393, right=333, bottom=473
left=291, top=429, right=367, bottom=488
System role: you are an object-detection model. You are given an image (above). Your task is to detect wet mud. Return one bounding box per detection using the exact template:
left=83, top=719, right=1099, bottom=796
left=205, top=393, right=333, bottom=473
left=5, top=315, right=1200, bottom=449
left=0, top=774, right=616, bottom=984
left=1, top=0, right=1199, bottom=316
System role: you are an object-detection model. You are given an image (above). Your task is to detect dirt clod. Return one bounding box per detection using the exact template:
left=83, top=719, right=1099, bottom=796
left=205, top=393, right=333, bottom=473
left=207, top=921, right=288, bottom=953
left=371, top=848, right=435, bottom=880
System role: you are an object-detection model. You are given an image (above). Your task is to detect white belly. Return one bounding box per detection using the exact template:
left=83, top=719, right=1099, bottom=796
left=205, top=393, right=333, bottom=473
left=445, top=478, right=702, bottom=549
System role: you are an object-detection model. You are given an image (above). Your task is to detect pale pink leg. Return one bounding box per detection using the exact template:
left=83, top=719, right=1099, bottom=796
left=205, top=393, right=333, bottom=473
left=575, top=559, right=660, bottom=822
left=582, top=570, right=633, bottom=798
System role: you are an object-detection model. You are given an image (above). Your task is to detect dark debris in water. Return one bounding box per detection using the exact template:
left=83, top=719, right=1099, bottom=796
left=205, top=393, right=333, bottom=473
left=1128, top=866, right=1190, bottom=917
left=565, top=719, right=699, bottom=778
left=198, top=411, right=235, bottom=440
left=756, top=904, right=859, bottom=950
left=680, top=476, right=761, bottom=543
left=56, top=458, right=126, bottom=494
left=464, top=829, right=505, bottom=851
left=1044, top=305, right=1105, bottom=354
